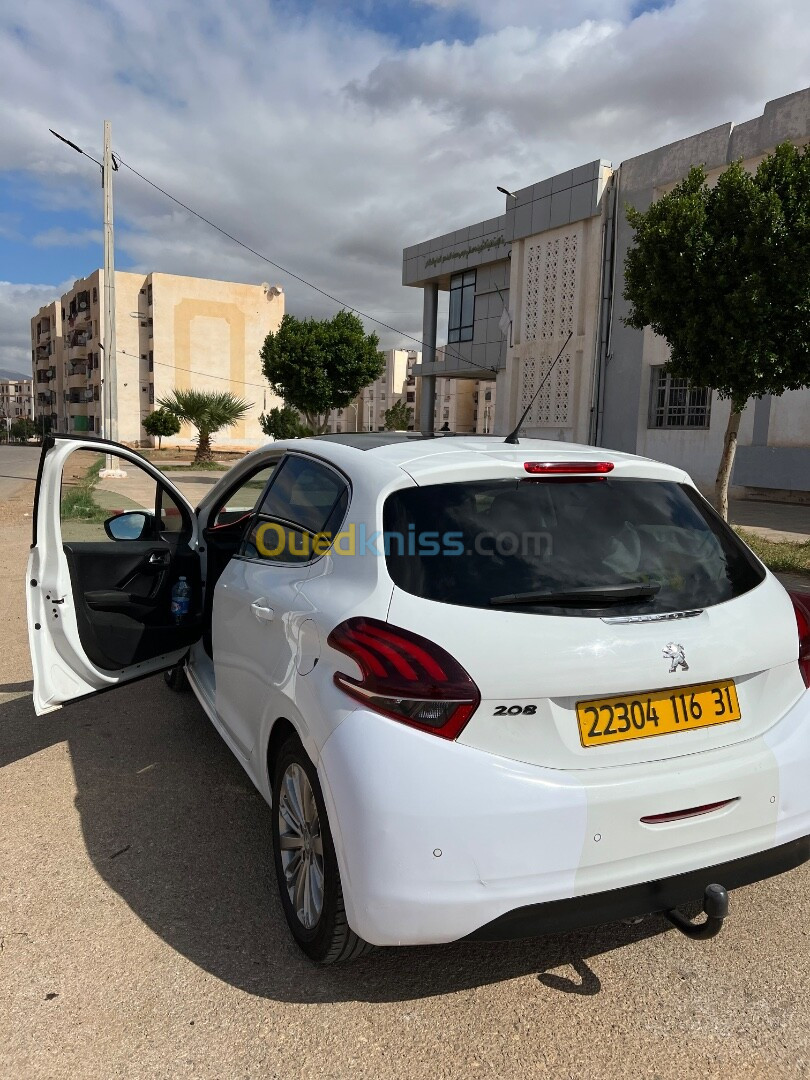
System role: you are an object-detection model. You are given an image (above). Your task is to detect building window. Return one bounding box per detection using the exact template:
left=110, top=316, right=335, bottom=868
left=147, top=283, right=153, bottom=306
left=406, top=392, right=415, bottom=402
left=649, top=367, right=711, bottom=429
left=448, top=270, right=476, bottom=343
left=148, top=351, right=154, bottom=372
left=92, top=287, right=97, bottom=303
left=148, top=384, right=154, bottom=404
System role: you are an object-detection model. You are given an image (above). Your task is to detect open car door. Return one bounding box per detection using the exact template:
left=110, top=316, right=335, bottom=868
left=27, top=435, right=202, bottom=715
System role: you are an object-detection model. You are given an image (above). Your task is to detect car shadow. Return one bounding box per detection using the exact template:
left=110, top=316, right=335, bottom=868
left=0, top=681, right=673, bottom=1004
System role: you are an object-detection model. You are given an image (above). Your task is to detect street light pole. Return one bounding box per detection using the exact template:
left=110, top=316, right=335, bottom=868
left=99, top=120, right=125, bottom=477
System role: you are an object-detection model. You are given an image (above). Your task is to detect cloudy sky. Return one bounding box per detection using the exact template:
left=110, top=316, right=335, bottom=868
left=1, top=0, right=808, bottom=377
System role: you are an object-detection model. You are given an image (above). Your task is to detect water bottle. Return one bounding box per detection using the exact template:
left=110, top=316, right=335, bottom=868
left=170, top=576, right=191, bottom=625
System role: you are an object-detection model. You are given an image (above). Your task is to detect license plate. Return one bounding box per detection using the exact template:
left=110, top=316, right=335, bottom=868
left=576, top=680, right=741, bottom=747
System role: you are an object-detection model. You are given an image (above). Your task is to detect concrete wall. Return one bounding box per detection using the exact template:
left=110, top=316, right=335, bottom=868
left=405, top=160, right=611, bottom=391
left=502, top=205, right=607, bottom=443
left=149, top=273, right=284, bottom=449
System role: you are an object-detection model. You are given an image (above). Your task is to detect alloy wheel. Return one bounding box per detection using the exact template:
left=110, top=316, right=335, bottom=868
left=277, top=762, right=325, bottom=930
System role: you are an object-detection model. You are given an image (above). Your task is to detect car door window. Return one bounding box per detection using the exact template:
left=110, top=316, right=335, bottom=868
left=210, top=463, right=278, bottom=529
left=56, top=445, right=199, bottom=673
left=60, top=448, right=189, bottom=543
left=243, top=455, right=349, bottom=563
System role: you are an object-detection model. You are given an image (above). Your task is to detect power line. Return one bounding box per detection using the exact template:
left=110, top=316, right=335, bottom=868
left=111, top=152, right=501, bottom=378
left=116, top=348, right=271, bottom=391
left=49, top=128, right=502, bottom=379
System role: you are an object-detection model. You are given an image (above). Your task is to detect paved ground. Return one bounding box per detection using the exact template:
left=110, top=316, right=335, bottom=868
left=2, top=449, right=810, bottom=1078
left=0, top=445, right=40, bottom=502
left=729, top=497, right=810, bottom=543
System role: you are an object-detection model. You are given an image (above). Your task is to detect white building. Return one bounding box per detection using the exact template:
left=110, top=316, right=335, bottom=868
left=403, top=87, right=810, bottom=499
left=0, top=376, right=34, bottom=426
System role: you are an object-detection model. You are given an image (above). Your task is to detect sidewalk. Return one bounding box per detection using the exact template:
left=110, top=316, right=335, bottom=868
left=728, top=497, right=810, bottom=543
left=96, top=467, right=223, bottom=510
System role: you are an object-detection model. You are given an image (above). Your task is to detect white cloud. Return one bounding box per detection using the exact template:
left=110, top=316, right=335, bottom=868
left=0, top=280, right=73, bottom=375
left=416, top=0, right=634, bottom=32
left=0, top=0, right=808, bottom=376
left=32, top=227, right=103, bottom=248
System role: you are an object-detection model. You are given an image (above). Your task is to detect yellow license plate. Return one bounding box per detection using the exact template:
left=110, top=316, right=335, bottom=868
left=576, top=680, right=741, bottom=747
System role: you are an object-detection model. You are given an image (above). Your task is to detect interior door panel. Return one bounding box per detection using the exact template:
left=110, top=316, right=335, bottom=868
left=63, top=538, right=201, bottom=671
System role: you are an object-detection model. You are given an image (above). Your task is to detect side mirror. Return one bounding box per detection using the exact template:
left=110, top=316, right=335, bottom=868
left=104, top=510, right=153, bottom=541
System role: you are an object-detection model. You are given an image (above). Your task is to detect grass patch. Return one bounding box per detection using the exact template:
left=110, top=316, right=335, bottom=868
left=60, top=486, right=108, bottom=523
left=160, top=461, right=229, bottom=472
left=735, top=527, right=810, bottom=576
left=60, top=455, right=108, bottom=524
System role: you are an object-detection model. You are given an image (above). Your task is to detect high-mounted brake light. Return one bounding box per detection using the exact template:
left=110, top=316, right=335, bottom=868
left=524, top=461, right=615, bottom=474
left=789, top=592, right=810, bottom=688
left=327, top=617, right=480, bottom=739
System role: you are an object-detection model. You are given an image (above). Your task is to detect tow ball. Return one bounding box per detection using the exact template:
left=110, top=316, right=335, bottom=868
left=665, top=883, right=729, bottom=940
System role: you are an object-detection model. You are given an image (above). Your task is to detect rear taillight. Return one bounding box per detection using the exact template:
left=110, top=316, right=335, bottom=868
left=789, top=592, right=810, bottom=688
left=327, top=617, right=480, bottom=739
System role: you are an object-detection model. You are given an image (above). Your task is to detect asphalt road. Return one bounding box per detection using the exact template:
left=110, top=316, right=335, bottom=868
left=1, top=471, right=810, bottom=1078
left=0, top=444, right=40, bottom=502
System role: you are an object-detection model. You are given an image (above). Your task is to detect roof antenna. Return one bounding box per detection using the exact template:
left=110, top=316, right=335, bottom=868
left=504, top=330, right=573, bottom=444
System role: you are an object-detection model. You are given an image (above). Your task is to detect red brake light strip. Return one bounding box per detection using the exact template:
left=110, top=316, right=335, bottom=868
left=524, top=461, right=615, bottom=474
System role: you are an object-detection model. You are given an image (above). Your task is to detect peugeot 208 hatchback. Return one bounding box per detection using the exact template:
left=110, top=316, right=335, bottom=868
left=28, top=433, right=810, bottom=962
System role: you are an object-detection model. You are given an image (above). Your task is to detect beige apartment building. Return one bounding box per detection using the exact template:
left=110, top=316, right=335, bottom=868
left=325, top=349, right=420, bottom=433
left=0, top=376, right=34, bottom=425
left=323, top=347, right=497, bottom=435
left=431, top=349, right=496, bottom=433
left=32, top=271, right=285, bottom=449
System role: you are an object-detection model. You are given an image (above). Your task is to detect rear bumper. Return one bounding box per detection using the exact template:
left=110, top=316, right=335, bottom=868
left=318, top=688, right=810, bottom=947
left=465, top=834, right=810, bottom=940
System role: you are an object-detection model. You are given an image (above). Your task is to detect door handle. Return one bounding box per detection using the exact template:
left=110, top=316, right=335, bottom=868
left=148, top=552, right=170, bottom=566
left=251, top=598, right=275, bottom=623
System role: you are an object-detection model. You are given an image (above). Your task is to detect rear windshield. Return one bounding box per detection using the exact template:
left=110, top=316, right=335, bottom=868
left=382, top=478, right=764, bottom=617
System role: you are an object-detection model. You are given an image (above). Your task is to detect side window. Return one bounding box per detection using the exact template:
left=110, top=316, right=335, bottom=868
left=243, top=456, right=349, bottom=563
left=59, top=448, right=188, bottom=543
left=211, top=463, right=278, bottom=528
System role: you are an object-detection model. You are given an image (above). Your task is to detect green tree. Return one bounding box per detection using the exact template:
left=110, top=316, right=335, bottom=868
left=383, top=398, right=412, bottom=431
left=261, top=311, right=385, bottom=435
left=143, top=407, right=181, bottom=450
left=158, top=389, right=251, bottom=464
left=258, top=404, right=312, bottom=440
left=10, top=417, right=38, bottom=442
left=623, top=143, right=810, bottom=519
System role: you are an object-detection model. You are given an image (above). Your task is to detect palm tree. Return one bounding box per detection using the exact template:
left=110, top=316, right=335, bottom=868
left=158, top=389, right=251, bottom=464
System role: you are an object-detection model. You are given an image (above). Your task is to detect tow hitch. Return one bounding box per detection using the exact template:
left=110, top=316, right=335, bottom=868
left=665, top=883, right=729, bottom=940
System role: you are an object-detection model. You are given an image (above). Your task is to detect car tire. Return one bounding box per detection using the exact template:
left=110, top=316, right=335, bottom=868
left=271, top=733, right=372, bottom=965
left=163, top=664, right=190, bottom=692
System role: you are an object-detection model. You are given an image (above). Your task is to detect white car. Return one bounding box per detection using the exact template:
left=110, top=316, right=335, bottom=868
left=27, top=432, right=810, bottom=963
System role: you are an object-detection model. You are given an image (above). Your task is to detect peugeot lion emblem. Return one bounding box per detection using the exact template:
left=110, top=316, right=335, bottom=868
left=663, top=642, right=689, bottom=673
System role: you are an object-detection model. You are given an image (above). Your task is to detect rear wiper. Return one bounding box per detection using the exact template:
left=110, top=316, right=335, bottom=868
left=490, top=584, right=661, bottom=607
